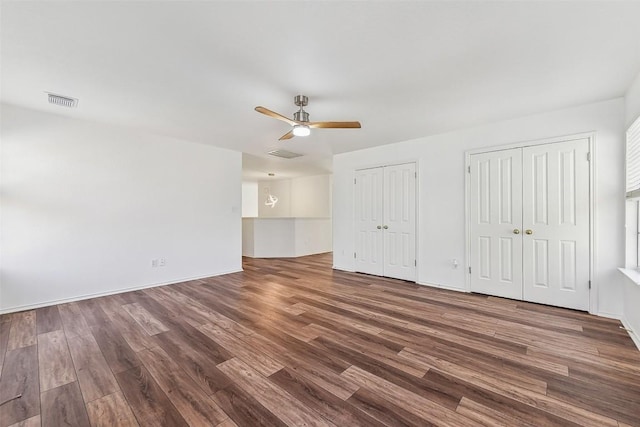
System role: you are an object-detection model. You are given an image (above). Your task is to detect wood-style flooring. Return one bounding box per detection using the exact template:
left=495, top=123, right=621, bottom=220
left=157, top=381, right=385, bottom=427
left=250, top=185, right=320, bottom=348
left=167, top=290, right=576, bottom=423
left=1, top=253, right=639, bottom=426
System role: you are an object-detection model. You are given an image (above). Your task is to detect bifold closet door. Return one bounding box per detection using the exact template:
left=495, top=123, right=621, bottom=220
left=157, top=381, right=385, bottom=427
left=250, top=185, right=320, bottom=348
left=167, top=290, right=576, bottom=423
left=355, top=167, right=384, bottom=276
left=469, top=139, right=590, bottom=311
left=383, top=163, right=416, bottom=281
left=469, top=148, right=524, bottom=300
left=522, top=139, right=590, bottom=311
left=355, top=163, right=416, bottom=281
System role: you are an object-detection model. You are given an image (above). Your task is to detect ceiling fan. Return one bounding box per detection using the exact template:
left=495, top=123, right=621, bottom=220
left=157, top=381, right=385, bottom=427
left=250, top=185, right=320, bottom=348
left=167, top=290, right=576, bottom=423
left=255, top=95, right=361, bottom=140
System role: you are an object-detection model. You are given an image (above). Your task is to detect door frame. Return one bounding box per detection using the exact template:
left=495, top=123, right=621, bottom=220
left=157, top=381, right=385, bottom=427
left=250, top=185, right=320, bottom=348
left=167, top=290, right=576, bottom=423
left=353, top=160, right=420, bottom=282
left=464, top=132, right=597, bottom=314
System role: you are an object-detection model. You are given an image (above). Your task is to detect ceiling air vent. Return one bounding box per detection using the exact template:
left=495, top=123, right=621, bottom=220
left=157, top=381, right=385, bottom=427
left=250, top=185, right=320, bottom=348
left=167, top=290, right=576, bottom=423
left=268, top=150, right=303, bottom=159
left=47, top=93, right=78, bottom=108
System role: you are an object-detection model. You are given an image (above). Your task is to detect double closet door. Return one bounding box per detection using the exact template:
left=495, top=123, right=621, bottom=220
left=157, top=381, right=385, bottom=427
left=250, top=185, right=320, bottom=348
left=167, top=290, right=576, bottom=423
left=355, top=163, right=416, bottom=281
left=469, top=138, right=590, bottom=311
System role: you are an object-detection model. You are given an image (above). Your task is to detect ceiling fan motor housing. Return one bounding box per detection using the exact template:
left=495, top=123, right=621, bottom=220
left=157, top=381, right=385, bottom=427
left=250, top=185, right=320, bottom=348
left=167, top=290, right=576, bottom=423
left=294, top=110, right=309, bottom=123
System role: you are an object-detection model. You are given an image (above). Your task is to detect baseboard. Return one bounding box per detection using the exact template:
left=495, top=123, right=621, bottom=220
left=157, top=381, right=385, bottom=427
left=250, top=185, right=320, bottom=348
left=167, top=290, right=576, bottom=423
left=596, top=311, right=623, bottom=320
left=621, top=317, right=640, bottom=351
left=416, top=281, right=468, bottom=293
left=0, top=268, right=243, bottom=315
left=332, top=265, right=355, bottom=272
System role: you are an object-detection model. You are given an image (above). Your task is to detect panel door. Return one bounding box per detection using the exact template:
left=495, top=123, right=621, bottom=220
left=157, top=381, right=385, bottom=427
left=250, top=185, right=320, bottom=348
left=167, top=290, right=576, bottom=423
left=355, top=167, right=384, bottom=276
left=383, top=163, right=417, bottom=281
left=522, top=139, right=590, bottom=310
left=470, top=148, right=523, bottom=300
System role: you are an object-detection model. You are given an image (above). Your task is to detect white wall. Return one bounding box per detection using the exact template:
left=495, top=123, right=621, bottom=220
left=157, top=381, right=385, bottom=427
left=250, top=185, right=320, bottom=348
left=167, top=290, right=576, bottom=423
left=242, top=218, right=332, bottom=258
left=258, top=179, right=291, bottom=217
left=242, top=181, right=259, bottom=217
left=291, top=175, right=332, bottom=217
left=294, top=218, right=332, bottom=256
left=626, top=71, right=640, bottom=127
left=241, top=218, right=255, bottom=257
left=256, top=174, right=332, bottom=218
left=333, top=98, right=625, bottom=317
left=0, top=104, right=242, bottom=313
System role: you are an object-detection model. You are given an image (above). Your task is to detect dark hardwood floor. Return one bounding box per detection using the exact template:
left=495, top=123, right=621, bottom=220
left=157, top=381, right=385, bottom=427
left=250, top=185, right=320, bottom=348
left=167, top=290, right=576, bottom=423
left=1, top=253, right=639, bottom=426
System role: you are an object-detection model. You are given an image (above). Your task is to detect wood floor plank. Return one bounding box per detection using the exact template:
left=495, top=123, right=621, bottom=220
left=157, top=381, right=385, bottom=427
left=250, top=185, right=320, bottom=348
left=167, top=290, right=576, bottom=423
left=212, top=384, right=286, bottom=427
left=217, top=357, right=336, bottom=427
left=7, top=311, right=36, bottom=350
left=77, top=298, right=112, bottom=328
left=7, top=415, right=41, bottom=427
left=152, top=329, right=232, bottom=395
left=86, top=391, right=139, bottom=427
left=455, top=397, right=537, bottom=427
left=308, top=337, right=461, bottom=411
left=546, top=373, right=640, bottom=425
left=115, top=365, right=188, bottom=427
left=423, top=369, right=582, bottom=427
left=0, top=346, right=40, bottom=426
left=347, top=387, right=438, bottom=427
left=215, top=418, right=238, bottom=427
left=398, top=347, right=618, bottom=427
left=91, top=325, right=140, bottom=375
left=38, top=329, right=77, bottom=392
left=58, top=302, right=92, bottom=339
left=35, top=306, right=62, bottom=335
left=143, top=286, right=221, bottom=329
left=198, top=323, right=284, bottom=376
left=0, top=317, right=11, bottom=376
left=137, top=346, right=228, bottom=426
left=341, top=364, right=478, bottom=426
left=235, top=328, right=360, bottom=401
left=121, top=302, right=169, bottom=336
left=311, top=323, right=428, bottom=378
left=377, top=327, right=550, bottom=395
left=269, top=367, right=386, bottom=427
left=67, top=333, right=119, bottom=403
left=41, top=381, right=91, bottom=427
left=98, top=297, right=157, bottom=352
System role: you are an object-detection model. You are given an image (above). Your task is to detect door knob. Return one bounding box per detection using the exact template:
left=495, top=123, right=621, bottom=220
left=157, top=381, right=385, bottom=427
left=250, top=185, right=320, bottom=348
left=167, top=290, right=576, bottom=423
left=377, top=225, right=382, bottom=229
left=513, top=229, right=520, bottom=234
left=383, top=225, right=389, bottom=229
left=525, top=229, right=533, bottom=235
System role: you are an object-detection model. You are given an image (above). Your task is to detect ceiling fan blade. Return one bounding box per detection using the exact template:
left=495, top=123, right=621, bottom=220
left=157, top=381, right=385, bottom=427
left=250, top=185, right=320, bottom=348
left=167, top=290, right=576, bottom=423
left=279, top=130, right=295, bottom=140
left=255, top=106, right=297, bottom=126
left=308, top=121, right=361, bottom=129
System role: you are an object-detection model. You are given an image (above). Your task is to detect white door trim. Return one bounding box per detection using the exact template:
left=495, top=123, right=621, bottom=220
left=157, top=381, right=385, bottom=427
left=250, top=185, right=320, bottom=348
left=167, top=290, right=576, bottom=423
left=465, top=132, right=597, bottom=314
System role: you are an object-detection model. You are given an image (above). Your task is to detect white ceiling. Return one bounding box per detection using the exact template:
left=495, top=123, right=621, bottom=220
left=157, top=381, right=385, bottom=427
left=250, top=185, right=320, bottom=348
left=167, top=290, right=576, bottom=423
left=3, top=1, right=640, bottom=180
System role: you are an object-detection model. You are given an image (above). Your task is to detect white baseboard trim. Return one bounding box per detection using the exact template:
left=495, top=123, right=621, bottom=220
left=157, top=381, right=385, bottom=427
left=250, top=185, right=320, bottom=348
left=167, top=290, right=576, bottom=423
left=621, top=317, right=640, bottom=351
left=332, top=265, right=355, bottom=272
left=0, top=268, right=243, bottom=315
left=596, top=311, right=623, bottom=320
left=416, top=281, right=468, bottom=293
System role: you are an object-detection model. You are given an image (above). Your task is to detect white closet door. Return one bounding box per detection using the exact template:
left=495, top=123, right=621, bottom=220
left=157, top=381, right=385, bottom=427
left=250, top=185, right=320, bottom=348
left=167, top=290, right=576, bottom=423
left=383, top=163, right=417, bottom=281
left=522, top=139, right=590, bottom=311
left=355, top=167, right=384, bottom=276
left=470, top=148, right=523, bottom=300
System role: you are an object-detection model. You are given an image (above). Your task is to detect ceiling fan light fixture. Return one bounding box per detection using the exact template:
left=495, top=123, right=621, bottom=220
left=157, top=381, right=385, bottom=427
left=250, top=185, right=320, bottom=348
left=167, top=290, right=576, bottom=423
left=292, top=124, right=311, bottom=137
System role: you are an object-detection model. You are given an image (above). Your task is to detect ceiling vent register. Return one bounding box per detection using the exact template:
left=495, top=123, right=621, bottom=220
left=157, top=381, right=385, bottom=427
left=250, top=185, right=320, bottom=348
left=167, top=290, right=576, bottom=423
left=47, top=93, right=78, bottom=108
left=268, top=150, right=303, bottom=159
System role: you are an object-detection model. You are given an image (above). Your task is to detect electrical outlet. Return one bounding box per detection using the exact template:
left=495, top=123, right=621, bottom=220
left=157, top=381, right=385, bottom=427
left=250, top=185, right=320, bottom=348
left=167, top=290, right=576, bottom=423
left=151, top=259, right=158, bottom=268
left=159, top=258, right=166, bottom=267
left=452, top=259, right=459, bottom=269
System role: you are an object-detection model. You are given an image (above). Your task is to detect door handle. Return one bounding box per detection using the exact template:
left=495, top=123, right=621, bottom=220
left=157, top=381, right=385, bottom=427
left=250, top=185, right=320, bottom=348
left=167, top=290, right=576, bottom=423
left=377, top=225, right=382, bottom=229
left=383, top=225, right=389, bottom=229
left=525, top=229, right=533, bottom=235
left=513, top=229, right=520, bottom=234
